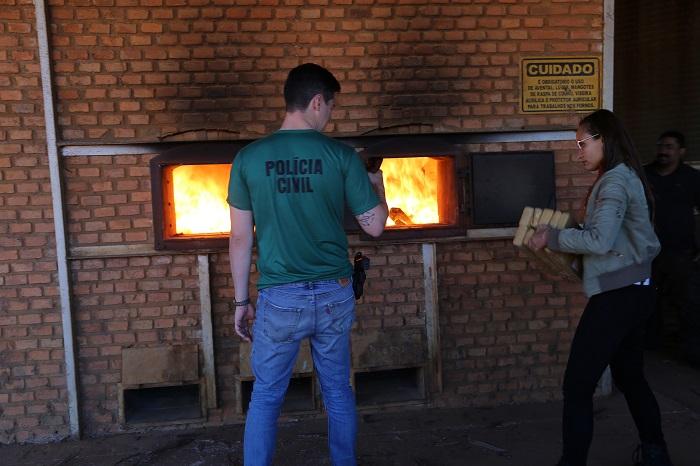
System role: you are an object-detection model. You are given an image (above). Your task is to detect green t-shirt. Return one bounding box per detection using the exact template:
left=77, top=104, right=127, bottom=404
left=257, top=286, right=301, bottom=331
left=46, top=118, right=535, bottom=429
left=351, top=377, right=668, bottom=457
left=227, top=130, right=379, bottom=289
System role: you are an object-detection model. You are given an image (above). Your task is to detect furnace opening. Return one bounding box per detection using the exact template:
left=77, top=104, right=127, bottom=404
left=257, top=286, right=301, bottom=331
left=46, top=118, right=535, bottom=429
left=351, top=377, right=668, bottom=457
left=241, top=375, right=315, bottom=413
left=162, top=157, right=458, bottom=235
left=163, top=163, right=232, bottom=237
left=151, top=140, right=466, bottom=249
left=123, top=384, right=202, bottom=424
left=355, top=367, right=425, bottom=406
left=381, top=156, right=458, bottom=229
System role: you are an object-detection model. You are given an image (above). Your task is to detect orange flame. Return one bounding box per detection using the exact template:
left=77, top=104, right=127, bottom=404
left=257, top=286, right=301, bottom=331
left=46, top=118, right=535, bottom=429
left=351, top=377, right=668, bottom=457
left=171, top=164, right=231, bottom=235
left=168, top=157, right=451, bottom=235
left=382, top=157, right=443, bottom=227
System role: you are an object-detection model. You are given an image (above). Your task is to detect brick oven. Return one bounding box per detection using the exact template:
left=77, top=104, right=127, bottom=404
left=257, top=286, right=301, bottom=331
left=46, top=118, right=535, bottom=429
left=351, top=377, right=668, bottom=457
left=136, top=133, right=564, bottom=418
left=150, top=142, right=243, bottom=250
left=146, top=135, right=475, bottom=414
left=1, top=0, right=610, bottom=444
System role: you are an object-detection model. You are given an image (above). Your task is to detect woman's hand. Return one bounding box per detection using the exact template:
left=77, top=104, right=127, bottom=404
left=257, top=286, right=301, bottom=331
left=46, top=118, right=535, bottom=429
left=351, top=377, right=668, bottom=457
left=528, top=225, right=550, bottom=251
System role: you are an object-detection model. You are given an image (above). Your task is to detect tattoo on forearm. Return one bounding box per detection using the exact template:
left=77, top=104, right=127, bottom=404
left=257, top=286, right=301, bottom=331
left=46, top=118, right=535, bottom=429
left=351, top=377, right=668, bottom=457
left=357, top=212, right=375, bottom=226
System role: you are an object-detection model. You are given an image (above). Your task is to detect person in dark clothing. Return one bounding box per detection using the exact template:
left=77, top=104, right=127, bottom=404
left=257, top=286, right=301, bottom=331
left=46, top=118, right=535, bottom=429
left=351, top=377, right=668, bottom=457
left=644, top=131, right=700, bottom=357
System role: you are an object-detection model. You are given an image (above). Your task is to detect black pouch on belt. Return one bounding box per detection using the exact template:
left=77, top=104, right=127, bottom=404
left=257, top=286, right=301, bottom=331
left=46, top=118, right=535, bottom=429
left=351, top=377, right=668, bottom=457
left=352, top=252, right=370, bottom=299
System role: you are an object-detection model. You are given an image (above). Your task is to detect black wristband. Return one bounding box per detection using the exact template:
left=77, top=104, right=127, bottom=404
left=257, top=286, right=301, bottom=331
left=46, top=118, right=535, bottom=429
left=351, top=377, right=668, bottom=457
left=233, top=298, right=250, bottom=307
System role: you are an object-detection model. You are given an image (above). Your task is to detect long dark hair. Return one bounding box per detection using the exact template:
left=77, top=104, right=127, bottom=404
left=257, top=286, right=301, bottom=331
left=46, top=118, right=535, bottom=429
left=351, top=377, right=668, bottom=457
left=579, top=109, right=655, bottom=218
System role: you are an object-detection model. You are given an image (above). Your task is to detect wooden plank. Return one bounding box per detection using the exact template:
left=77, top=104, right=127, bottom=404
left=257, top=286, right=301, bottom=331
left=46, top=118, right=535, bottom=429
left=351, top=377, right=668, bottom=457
left=512, top=206, right=534, bottom=247
left=122, top=345, right=199, bottom=385
left=239, top=340, right=313, bottom=378
left=422, top=242, right=442, bottom=393
left=557, top=211, right=574, bottom=228
left=539, top=208, right=554, bottom=227
left=534, top=208, right=567, bottom=274
left=198, top=254, right=217, bottom=409
left=550, top=210, right=562, bottom=228
left=513, top=206, right=582, bottom=280
left=544, top=211, right=582, bottom=280
left=351, top=328, right=426, bottom=370
left=513, top=206, right=559, bottom=275
left=69, top=244, right=159, bottom=258
left=523, top=207, right=560, bottom=274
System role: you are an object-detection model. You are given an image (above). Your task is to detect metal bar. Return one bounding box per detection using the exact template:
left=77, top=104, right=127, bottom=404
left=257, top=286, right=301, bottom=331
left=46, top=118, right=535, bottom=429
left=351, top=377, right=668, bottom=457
left=598, top=0, right=616, bottom=396
left=60, top=130, right=577, bottom=157
left=34, top=0, right=80, bottom=438
left=466, top=227, right=517, bottom=240
left=61, top=144, right=165, bottom=156
left=603, top=0, right=615, bottom=110
left=69, top=244, right=159, bottom=258
left=197, top=254, right=218, bottom=408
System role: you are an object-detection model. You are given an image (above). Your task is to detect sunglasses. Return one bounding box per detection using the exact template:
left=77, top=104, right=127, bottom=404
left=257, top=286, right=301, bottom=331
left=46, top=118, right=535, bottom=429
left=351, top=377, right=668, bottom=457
left=576, top=133, right=599, bottom=150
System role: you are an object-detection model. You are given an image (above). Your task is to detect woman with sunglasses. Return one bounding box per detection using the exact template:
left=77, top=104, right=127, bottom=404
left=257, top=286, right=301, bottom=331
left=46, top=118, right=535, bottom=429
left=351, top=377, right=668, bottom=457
left=529, top=109, right=673, bottom=466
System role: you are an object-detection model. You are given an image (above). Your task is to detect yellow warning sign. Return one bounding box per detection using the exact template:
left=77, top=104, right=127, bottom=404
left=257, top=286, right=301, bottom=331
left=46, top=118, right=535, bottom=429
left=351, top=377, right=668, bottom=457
left=521, top=57, right=601, bottom=113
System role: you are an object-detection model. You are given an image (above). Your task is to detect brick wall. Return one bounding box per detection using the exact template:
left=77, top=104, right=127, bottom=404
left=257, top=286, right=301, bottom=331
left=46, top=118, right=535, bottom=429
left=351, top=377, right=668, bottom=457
left=14, top=142, right=593, bottom=436
left=64, top=154, right=155, bottom=248
left=46, top=0, right=603, bottom=142
left=436, top=140, right=591, bottom=406
left=70, top=254, right=201, bottom=433
left=1, top=0, right=607, bottom=444
left=0, top=3, right=69, bottom=444
left=438, top=240, right=585, bottom=405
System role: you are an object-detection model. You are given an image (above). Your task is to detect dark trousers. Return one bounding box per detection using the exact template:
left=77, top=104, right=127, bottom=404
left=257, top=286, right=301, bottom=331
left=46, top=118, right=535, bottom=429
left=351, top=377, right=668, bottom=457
left=682, top=261, right=700, bottom=364
left=646, top=250, right=694, bottom=349
left=561, top=285, right=665, bottom=465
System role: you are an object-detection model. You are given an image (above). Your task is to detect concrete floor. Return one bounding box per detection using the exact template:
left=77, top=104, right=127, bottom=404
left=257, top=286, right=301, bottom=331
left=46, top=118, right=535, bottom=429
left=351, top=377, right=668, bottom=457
left=2, top=351, right=699, bottom=466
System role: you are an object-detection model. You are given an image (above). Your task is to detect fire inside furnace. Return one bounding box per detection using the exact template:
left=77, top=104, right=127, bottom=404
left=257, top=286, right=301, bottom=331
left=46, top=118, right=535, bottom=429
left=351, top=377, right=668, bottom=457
left=167, top=164, right=231, bottom=236
left=381, top=156, right=457, bottom=228
left=164, top=156, right=456, bottom=238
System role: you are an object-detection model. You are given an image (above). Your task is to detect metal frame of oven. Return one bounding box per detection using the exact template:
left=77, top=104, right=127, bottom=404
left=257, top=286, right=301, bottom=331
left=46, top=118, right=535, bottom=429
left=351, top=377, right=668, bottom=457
left=149, top=137, right=546, bottom=250
left=150, top=142, right=245, bottom=250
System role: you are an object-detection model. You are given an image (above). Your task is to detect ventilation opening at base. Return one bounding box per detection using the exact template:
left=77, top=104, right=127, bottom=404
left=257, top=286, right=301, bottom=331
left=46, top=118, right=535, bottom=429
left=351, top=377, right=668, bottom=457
left=124, top=384, right=201, bottom=424
left=355, top=367, right=424, bottom=406
left=242, top=376, right=315, bottom=414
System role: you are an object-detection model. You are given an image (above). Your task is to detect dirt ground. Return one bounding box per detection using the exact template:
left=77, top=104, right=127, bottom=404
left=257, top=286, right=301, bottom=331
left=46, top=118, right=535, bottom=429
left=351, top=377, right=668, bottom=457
left=2, top=351, right=699, bottom=466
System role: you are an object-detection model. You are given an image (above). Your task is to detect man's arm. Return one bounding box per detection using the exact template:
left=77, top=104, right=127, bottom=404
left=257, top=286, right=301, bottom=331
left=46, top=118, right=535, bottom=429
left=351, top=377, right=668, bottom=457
left=229, top=206, right=255, bottom=342
left=355, top=170, right=388, bottom=237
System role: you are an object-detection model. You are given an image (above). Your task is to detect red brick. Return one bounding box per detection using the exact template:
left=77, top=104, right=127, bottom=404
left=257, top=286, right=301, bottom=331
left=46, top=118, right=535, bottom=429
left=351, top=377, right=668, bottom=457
left=0, top=90, right=23, bottom=101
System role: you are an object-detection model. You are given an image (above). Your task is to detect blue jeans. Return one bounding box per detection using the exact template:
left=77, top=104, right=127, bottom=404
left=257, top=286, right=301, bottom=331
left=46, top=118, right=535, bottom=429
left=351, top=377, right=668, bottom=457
left=243, top=278, right=357, bottom=466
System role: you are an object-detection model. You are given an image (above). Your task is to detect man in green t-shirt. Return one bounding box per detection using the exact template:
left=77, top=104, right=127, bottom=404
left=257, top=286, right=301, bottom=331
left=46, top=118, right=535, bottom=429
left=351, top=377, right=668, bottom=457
left=227, top=63, right=388, bottom=466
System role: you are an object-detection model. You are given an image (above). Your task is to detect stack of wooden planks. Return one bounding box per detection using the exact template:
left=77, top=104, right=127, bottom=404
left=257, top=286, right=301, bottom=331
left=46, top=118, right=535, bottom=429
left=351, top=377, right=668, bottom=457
left=513, top=206, right=582, bottom=281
